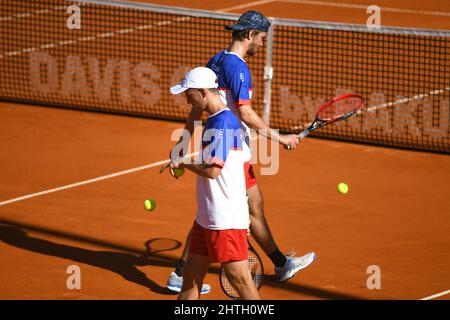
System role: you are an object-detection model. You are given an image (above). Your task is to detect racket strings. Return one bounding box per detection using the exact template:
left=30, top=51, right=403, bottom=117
left=220, top=251, right=264, bottom=299
left=249, top=253, right=264, bottom=288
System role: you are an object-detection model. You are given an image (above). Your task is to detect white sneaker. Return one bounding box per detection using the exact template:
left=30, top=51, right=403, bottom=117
left=275, top=252, right=316, bottom=282
left=166, top=272, right=211, bottom=294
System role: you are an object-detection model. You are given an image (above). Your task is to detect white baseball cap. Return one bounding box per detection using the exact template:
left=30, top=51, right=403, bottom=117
left=170, top=67, right=218, bottom=95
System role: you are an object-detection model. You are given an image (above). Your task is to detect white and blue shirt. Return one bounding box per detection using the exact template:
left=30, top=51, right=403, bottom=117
left=207, top=50, right=253, bottom=148
left=207, top=50, right=252, bottom=111
left=196, top=108, right=251, bottom=230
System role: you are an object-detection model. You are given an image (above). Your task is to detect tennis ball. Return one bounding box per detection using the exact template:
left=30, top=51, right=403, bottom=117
left=172, top=167, right=185, bottom=178
left=144, top=199, right=156, bottom=211
left=337, top=182, right=349, bottom=194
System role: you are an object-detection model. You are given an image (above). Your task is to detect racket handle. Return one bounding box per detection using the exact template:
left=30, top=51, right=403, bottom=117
left=283, top=129, right=310, bottom=150
left=298, top=130, right=310, bottom=140
left=159, top=162, right=170, bottom=174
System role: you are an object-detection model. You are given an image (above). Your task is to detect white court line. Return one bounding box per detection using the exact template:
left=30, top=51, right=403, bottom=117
left=3, top=0, right=447, bottom=60
left=23, top=48, right=36, bottom=53
left=279, top=0, right=450, bottom=17
left=78, top=36, right=97, bottom=42
left=0, top=5, right=66, bottom=22
left=0, top=152, right=198, bottom=207
left=0, top=0, right=263, bottom=207
left=218, top=0, right=275, bottom=12
left=41, top=43, right=56, bottom=50
left=16, top=12, right=31, bottom=19
left=0, top=125, right=262, bottom=207
left=98, top=32, right=116, bottom=38
left=288, top=87, right=449, bottom=131
left=59, top=40, right=76, bottom=46
left=364, top=87, right=450, bottom=114
left=420, top=289, right=450, bottom=300
left=0, top=1, right=259, bottom=60
left=0, top=121, right=260, bottom=207
left=0, top=130, right=255, bottom=207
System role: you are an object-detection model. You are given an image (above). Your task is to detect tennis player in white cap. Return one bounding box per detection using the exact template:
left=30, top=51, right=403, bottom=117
left=169, top=67, right=260, bottom=300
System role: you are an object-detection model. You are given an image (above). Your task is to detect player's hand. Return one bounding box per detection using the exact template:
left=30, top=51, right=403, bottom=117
left=159, top=160, right=182, bottom=176
left=169, top=161, right=186, bottom=179
left=161, top=143, right=183, bottom=174
left=169, top=161, right=181, bottom=169
left=280, top=134, right=300, bottom=150
left=159, top=158, right=182, bottom=174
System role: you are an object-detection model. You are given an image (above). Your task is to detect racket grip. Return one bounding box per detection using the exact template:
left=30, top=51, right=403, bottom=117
left=298, top=129, right=310, bottom=140
left=159, top=162, right=170, bottom=174
left=283, top=129, right=310, bottom=150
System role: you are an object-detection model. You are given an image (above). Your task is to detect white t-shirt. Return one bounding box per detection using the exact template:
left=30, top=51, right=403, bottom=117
left=195, top=108, right=251, bottom=230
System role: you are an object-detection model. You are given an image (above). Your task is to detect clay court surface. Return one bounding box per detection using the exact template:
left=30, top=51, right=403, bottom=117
left=1, top=0, right=449, bottom=300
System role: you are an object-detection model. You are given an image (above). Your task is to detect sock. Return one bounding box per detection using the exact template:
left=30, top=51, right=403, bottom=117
left=268, top=248, right=287, bottom=268
left=174, top=259, right=185, bottom=277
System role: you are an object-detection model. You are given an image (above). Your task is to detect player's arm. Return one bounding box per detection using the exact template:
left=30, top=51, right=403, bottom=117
left=230, top=64, right=298, bottom=149
left=238, top=104, right=299, bottom=149
left=178, top=163, right=221, bottom=179
left=238, top=105, right=282, bottom=141
left=177, top=118, right=232, bottom=179
left=182, top=108, right=203, bottom=139
left=170, top=108, right=203, bottom=161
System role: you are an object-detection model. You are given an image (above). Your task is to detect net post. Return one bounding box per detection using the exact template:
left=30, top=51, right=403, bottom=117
left=262, top=18, right=275, bottom=125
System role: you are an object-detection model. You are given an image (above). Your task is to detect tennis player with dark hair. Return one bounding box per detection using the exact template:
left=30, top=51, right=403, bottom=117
left=166, top=11, right=315, bottom=294
left=169, top=66, right=260, bottom=300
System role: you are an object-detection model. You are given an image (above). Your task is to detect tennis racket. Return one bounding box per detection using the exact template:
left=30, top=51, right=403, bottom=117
left=219, top=238, right=264, bottom=299
left=284, top=93, right=364, bottom=150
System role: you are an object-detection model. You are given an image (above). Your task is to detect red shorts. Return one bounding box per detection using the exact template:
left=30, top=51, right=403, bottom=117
left=189, top=222, right=248, bottom=263
left=244, top=162, right=257, bottom=190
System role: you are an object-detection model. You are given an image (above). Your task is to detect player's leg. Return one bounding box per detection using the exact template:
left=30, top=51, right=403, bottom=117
left=222, top=260, right=260, bottom=300
left=245, top=164, right=284, bottom=262
left=247, top=184, right=289, bottom=270
left=247, top=183, right=278, bottom=255
left=177, top=253, right=210, bottom=300
left=167, top=227, right=211, bottom=294
left=177, top=222, right=212, bottom=299
left=204, top=224, right=259, bottom=298
left=246, top=164, right=316, bottom=282
left=176, top=229, right=191, bottom=275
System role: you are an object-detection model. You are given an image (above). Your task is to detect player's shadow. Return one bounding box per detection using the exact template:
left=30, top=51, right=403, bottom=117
left=0, top=224, right=178, bottom=295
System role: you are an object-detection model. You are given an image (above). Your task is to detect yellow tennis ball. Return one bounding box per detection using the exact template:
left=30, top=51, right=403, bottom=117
left=337, top=182, right=349, bottom=194
left=172, top=167, right=185, bottom=178
left=144, top=199, right=156, bottom=211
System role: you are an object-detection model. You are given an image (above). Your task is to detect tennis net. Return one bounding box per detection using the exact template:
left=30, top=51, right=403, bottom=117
left=1, top=0, right=449, bottom=153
